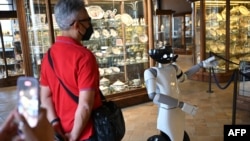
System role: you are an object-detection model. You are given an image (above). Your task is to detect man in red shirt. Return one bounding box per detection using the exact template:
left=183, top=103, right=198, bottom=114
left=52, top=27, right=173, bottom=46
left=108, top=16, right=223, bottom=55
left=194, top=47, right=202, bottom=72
left=40, top=0, right=102, bottom=140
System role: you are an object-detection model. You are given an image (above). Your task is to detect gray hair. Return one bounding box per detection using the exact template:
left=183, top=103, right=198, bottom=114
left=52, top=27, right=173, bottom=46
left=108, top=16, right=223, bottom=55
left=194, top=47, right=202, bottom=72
left=54, top=0, right=85, bottom=30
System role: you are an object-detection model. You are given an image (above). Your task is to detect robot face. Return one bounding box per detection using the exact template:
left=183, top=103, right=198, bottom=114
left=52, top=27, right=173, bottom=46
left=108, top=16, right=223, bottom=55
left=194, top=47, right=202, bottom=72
left=163, top=53, right=174, bottom=59
left=149, top=46, right=177, bottom=64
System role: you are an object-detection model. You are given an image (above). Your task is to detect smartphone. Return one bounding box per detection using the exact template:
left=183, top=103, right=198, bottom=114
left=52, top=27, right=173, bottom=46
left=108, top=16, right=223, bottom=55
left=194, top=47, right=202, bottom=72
left=17, top=76, right=40, bottom=128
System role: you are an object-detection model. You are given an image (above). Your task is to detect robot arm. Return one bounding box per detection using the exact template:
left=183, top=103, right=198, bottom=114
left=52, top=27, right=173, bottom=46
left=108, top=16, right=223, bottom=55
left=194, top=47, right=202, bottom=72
left=144, top=69, right=157, bottom=100
left=154, top=94, right=198, bottom=115
left=184, top=64, right=202, bottom=77
left=185, top=56, right=217, bottom=78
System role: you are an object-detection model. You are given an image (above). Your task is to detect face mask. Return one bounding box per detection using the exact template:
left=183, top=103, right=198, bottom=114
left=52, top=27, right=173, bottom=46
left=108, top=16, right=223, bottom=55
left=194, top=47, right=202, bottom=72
left=79, top=24, right=93, bottom=41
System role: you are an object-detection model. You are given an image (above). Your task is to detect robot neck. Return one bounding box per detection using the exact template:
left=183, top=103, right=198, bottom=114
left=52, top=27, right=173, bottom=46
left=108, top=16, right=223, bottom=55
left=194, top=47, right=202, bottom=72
left=157, top=63, right=171, bottom=68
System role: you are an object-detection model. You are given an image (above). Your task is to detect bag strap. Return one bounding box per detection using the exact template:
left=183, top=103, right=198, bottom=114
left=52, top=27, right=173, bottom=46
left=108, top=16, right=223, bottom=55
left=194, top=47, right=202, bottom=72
left=48, top=49, right=79, bottom=103
left=47, top=49, right=107, bottom=103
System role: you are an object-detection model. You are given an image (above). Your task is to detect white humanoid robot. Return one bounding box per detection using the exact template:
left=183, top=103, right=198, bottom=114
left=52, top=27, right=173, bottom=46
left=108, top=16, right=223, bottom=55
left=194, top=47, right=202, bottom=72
left=144, top=46, right=217, bottom=141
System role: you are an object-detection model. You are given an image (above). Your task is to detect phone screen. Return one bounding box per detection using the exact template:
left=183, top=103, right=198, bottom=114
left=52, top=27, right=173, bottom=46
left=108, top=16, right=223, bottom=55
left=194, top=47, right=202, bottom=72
left=17, top=76, right=40, bottom=128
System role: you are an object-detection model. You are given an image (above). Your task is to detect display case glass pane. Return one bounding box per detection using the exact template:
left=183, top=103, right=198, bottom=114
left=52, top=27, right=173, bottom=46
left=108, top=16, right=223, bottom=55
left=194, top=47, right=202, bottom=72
left=24, top=0, right=50, bottom=78
left=0, top=0, right=12, bottom=5
left=83, top=0, right=149, bottom=95
left=172, top=13, right=193, bottom=54
left=185, top=14, right=193, bottom=52
left=193, top=0, right=250, bottom=74
left=153, top=9, right=174, bottom=49
left=0, top=14, right=24, bottom=79
left=229, top=1, right=250, bottom=70
left=193, top=1, right=201, bottom=64
left=164, top=15, right=172, bottom=44
left=0, top=0, right=14, bottom=11
left=173, top=16, right=184, bottom=48
left=205, top=0, right=226, bottom=72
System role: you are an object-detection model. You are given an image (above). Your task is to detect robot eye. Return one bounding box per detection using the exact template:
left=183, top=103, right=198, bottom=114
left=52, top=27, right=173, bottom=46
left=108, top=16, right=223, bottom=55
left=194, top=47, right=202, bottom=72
left=163, top=54, right=168, bottom=58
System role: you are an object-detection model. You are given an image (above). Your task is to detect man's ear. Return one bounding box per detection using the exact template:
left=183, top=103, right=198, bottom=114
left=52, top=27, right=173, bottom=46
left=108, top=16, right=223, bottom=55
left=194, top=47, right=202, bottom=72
left=72, top=21, right=79, bottom=29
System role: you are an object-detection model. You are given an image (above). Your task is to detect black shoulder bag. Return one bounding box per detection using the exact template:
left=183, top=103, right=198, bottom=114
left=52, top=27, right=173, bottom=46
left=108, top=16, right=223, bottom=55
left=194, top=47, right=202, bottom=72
left=48, top=49, right=125, bottom=141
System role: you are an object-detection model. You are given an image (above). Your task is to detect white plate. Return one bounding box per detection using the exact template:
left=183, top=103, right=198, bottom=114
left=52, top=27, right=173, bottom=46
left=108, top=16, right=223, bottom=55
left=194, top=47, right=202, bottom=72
left=114, top=14, right=121, bottom=20
left=239, top=6, right=249, bottom=15
left=139, top=34, right=148, bottom=43
left=111, top=67, right=120, bottom=73
left=86, top=6, right=104, bottom=19
left=99, top=68, right=104, bottom=76
left=102, top=29, right=110, bottom=38
left=92, top=30, right=100, bottom=39
left=110, top=29, right=118, bottom=37
left=121, top=13, right=133, bottom=26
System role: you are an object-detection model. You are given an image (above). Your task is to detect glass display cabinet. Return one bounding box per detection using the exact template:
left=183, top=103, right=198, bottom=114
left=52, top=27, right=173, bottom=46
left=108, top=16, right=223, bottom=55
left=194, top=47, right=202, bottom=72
left=153, top=9, right=175, bottom=47
left=0, top=1, right=25, bottom=87
left=16, top=0, right=154, bottom=107
left=238, top=61, right=250, bottom=111
left=190, top=0, right=250, bottom=82
left=172, top=12, right=193, bottom=55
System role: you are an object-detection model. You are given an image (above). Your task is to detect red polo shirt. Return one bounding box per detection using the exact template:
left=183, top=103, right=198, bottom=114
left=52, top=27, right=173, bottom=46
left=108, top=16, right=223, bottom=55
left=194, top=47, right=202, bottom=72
left=40, top=36, right=102, bottom=140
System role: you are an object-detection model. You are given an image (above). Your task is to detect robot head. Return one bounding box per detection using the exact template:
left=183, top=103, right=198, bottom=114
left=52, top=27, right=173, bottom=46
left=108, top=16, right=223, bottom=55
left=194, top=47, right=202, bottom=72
left=149, top=45, right=178, bottom=64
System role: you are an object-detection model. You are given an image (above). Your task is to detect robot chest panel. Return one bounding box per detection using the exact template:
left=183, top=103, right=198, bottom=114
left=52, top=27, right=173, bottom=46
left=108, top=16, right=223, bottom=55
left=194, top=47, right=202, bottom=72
left=157, top=67, right=177, bottom=82
left=156, top=71, right=178, bottom=95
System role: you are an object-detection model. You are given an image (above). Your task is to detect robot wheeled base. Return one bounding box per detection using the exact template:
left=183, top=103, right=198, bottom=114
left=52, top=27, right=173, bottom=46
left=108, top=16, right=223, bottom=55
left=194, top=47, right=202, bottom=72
left=147, top=131, right=190, bottom=141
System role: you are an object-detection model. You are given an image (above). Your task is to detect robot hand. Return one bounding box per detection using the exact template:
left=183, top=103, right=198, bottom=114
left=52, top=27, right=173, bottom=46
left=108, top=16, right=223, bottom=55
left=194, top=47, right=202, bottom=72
left=179, top=102, right=198, bottom=116
left=202, top=56, right=218, bottom=68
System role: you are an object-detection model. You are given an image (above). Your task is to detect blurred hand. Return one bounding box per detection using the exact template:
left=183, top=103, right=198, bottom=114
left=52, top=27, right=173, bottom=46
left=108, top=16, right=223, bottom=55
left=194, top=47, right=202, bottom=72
left=13, top=108, right=54, bottom=141
left=53, top=123, right=68, bottom=141
left=0, top=110, right=19, bottom=141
